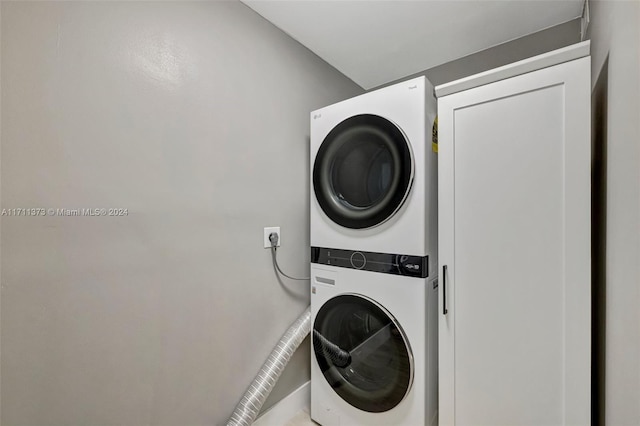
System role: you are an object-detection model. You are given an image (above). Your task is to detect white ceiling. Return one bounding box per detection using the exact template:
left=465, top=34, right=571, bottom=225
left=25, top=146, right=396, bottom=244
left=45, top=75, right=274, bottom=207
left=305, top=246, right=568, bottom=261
left=242, top=0, right=584, bottom=89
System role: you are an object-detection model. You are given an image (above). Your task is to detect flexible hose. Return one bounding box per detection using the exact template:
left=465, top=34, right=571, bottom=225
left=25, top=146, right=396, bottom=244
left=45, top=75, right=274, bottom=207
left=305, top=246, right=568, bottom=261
left=270, top=246, right=310, bottom=281
left=312, top=329, right=351, bottom=368
left=226, top=307, right=311, bottom=426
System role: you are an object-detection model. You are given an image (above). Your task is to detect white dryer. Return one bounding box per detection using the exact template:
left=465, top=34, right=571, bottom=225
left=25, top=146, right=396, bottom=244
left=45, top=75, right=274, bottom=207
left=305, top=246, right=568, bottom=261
left=309, top=76, right=439, bottom=425
left=310, top=264, right=438, bottom=425
left=310, top=76, right=437, bottom=273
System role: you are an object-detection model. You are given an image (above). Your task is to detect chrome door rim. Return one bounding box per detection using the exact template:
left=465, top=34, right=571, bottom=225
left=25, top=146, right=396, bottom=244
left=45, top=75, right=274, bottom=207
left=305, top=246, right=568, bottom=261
left=313, top=114, right=415, bottom=229
left=313, top=292, right=415, bottom=412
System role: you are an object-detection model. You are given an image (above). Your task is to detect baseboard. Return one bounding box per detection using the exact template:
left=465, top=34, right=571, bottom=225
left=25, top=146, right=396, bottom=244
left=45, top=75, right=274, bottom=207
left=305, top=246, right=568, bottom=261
left=253, top=381, right=310, bottom=426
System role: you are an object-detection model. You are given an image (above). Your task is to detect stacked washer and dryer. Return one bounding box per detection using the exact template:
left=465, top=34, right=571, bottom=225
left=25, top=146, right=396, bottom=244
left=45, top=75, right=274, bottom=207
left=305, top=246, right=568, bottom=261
left=309, top=76, right=439, bottom=425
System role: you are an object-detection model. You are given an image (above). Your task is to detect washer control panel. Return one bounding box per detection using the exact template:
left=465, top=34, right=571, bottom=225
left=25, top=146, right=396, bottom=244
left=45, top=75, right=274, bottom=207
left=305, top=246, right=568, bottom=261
left=311, top=246, right=429, bottom=278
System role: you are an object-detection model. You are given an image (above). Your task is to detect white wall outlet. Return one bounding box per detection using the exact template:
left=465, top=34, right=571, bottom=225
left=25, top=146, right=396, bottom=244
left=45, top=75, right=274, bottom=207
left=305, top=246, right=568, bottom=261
left=264, top=227, right=281, bottom=248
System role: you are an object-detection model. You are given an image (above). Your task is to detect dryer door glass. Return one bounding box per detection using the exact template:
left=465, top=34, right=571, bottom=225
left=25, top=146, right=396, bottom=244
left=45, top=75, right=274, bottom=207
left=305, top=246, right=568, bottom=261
left=313, top=114, right=413, bottom=229
left=313, top=294, right=413, bottom=412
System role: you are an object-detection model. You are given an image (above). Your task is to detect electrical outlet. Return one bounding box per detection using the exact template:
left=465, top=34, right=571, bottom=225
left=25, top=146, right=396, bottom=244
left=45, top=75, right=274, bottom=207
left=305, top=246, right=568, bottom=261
left=264, top=227, right=281, bottom=248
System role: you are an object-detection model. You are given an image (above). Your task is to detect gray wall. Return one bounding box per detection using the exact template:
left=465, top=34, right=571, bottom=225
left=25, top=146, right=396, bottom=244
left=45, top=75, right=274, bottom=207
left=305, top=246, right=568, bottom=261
left=373, top=18, right=582, bottom=90
left=588, top=1, right=640, bottom=425
left=425, top=18, right=581, bottom=87
left=0, top=2, right=362, bottom=425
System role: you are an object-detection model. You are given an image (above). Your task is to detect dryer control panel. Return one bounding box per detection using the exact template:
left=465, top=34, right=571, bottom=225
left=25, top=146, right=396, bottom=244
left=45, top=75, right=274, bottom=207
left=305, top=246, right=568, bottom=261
left=311, top=247, right=429, bottom=278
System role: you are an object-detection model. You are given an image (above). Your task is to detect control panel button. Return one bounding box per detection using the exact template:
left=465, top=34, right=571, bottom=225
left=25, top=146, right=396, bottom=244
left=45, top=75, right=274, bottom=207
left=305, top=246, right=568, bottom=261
left=350, top=251, right=366, bottom=269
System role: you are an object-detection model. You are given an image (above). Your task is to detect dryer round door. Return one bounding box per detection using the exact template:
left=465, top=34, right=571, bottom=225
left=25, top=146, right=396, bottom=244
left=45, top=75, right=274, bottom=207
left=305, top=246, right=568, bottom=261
left=313, top=114, right=414, bottom=229
left=312, top=294, right=414, bottom=412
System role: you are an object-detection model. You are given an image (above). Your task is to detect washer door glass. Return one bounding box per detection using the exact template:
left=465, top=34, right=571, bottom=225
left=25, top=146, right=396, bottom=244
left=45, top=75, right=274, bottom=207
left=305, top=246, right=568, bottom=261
left=313, top=294, right=413, bottom=412
left=313, top=114, right=413, bottom=229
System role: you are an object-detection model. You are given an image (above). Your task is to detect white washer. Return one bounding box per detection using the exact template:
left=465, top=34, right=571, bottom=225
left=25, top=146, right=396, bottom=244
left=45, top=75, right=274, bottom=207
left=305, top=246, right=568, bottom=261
left=310, top=265, right=438, bottom=425
left=309, top=76, right=439, bottom=425
left=310, top=76, right=437, bottom=274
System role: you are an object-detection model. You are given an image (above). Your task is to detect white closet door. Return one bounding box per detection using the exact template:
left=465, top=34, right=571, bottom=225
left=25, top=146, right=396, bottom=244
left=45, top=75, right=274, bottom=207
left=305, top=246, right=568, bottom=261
left=438, top=56, right=590, bottom=426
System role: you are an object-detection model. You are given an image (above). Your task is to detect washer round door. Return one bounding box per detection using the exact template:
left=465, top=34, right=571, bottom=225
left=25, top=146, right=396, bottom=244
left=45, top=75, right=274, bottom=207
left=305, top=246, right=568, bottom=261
left=313, top=114, right=414, bottom=229
left=313, top=294, right=414, bottom=412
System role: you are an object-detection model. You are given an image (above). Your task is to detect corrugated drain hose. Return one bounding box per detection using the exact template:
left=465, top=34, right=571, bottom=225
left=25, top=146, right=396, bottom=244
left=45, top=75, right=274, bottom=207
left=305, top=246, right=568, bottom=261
left=312, top=329, right=351, bottom=368
left=226, top=307, right=311, bottom=426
